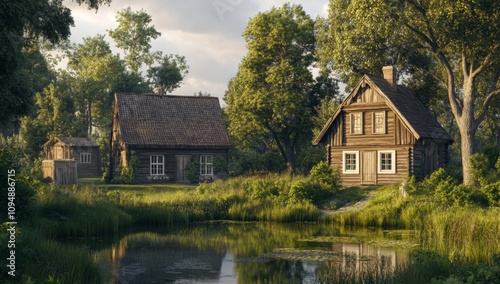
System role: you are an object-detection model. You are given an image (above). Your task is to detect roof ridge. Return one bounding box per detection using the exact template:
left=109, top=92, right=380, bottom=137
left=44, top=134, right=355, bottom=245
left=115, top=93, right=218, bottom=100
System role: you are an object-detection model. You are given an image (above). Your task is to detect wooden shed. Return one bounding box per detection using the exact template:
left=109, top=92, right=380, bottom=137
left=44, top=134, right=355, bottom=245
left=110, top=93, right=232, bottom=183
left=42, top=160, right=78, bottom=185
left=43, top=137, right=101, bottom=178
left=314, top=66, right=453, bottom=186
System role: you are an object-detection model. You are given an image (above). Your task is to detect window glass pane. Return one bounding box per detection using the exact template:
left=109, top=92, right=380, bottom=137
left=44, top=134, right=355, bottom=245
left=345, top=153, right=357, bottom=170
left=150, top=155, right=164, bottom=175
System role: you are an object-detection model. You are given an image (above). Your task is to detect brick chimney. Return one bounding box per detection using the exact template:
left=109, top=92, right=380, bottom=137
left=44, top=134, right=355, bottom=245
left=382, top=65, right=397, bottom=90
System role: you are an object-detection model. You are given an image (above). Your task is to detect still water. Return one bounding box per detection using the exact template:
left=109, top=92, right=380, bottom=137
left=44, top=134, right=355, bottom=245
left=91, top=223, right=417, bottom=283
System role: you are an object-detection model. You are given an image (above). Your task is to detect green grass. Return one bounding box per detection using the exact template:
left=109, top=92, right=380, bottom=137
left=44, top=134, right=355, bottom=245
left=320, top=186, right=376, bottom=210
left=325, top=184, right=500, bottom=264
left=16, top=173, right=500, bottom=282
left=0, top=226, right=102, bottom=284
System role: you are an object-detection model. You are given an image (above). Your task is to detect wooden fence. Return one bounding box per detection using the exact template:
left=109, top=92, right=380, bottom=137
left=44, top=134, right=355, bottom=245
left=42, top=160, right=78, bottom=185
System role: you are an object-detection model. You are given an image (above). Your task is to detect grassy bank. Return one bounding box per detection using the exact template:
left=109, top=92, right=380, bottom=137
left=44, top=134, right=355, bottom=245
left=113, top=174, right=323, bottom=224
left=5, top=167, right=500, bottom=283
left=325, top=184, right=500, bottom=264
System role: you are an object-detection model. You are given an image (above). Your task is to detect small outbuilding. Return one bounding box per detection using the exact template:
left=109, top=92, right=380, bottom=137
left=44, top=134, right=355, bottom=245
left=43, top=137, right=101, bottom=178
left=314, top=66, right=453, bottom=186
left=110, top=93, right=232, bottom=183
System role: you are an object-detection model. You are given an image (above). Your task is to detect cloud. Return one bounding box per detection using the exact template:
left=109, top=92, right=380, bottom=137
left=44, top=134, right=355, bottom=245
left=63, top=0, right=328, bottom=102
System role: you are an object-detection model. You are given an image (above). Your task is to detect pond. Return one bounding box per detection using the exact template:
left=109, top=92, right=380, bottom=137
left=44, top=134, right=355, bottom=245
left=87, top=223, right=419, bottom=283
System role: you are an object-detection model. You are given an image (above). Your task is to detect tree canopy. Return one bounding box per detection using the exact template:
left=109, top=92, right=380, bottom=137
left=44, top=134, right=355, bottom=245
left=225, top=4, right=335, bottom=173
left=108, top=7, right=161, bottom=74
left=0, top=0, right=112, bottom=127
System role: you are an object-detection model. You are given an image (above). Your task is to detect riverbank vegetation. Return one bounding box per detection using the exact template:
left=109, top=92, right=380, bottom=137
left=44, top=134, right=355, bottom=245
left=2, top=137, right=500, bottom=282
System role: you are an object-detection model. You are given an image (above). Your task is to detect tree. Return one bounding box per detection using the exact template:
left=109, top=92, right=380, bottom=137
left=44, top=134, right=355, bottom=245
left=108, top=7, right=161, bottom=74
left=225, top=4, right=322, bottom=174
left=319, top=0, right=500, bottom=185
left=67, top=35, right=126, bottom=136
left=0, top=0, right=111, bottom=128
left=20, top=84, right=86, bottom=159
left=147, top=54, right=189, bottom=94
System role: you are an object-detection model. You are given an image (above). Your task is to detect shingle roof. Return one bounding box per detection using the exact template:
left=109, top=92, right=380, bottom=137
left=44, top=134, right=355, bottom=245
left=115, top=93, right=232, bottom=149
left=43, top=137, right=98, bottom=148
left=366, top=75, right=453, bottom=141
left=314, top=74, right=453, bottom=144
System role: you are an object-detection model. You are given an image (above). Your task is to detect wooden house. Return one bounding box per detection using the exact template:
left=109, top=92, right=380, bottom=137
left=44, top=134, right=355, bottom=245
left=314, top=66, right=453, bottom=186
left=43, top=137, right=101, bottom=178
left=110, top=93, right=232, bottom=183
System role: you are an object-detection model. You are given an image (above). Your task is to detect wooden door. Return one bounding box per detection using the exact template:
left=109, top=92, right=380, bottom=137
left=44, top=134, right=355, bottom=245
left=176, top=155, right=191, bottom=183
left=361, top=151, right=376, bottom=184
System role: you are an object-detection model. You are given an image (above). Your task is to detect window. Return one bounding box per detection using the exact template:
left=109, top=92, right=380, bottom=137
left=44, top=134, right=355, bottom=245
left=150, top=155, right=164, bottom=175
left=373, top=111, right=386, bottom=134
left=350, top=112, right=363, bottom=134
left=343, top=151, right=359, bottom=174
left=200, top=155, right=213, bottom=176
left=378, top=150, right=396, bottom=174
left=80, top=153, right=91, bottom=163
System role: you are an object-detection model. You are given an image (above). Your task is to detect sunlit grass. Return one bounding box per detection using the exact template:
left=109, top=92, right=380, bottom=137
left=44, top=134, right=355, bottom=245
left=325, top=184, right=500, bottom=264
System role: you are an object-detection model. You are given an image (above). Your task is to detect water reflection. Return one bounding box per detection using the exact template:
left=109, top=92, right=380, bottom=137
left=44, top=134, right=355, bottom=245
left=97, top=223, right=415, bottom=283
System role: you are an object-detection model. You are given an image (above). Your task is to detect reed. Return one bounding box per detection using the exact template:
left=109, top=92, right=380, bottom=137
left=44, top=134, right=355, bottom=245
left=36, top=186, right=132, bottom=238
left=325, top=183, right=500, bottom=264
left=11, top=228, right=101, bottom=283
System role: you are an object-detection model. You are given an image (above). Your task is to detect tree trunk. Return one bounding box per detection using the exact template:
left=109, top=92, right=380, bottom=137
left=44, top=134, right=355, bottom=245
left=457, top=76, right=477, bottom=186
left=87, top=100, right=92, bottom=137
left=458, top=125, right=475, bottom=186
left=284, top=144, right=296, bottom=175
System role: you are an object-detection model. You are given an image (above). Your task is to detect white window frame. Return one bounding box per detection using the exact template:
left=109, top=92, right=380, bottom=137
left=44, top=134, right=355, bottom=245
left=378, top=150, right=396, bottom=174
left=372, top=111, right=386, bottom=134
left=80, top=153, right=91, bottom=163
left=343, top=151, right=360, bottom=174
left=150, top=155, right=164, bottom=175
left=200, top=155, right=214, bottom=176
left=350, top=112, right=363, bottom=134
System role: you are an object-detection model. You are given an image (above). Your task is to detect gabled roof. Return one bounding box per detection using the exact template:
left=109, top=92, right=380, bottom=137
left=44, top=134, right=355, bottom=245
left=114, top=93, right=232, bottom=149
left=43, top=137, right=98, bottom=148
left=314, top=74, right=453, bottom=144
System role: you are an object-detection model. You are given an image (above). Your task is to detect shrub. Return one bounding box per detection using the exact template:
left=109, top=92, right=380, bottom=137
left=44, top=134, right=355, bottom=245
left=470, top=153, right=498, bottom=186
left=111, top=151, right=139, bottom=184
left=481, top=182, right=500, bottom=207
left=288, top=180, right=318, bottom=204
left=0, top=137, right=37, bottom=222
left=422, top=168, right=457, bottom=193
left=309, top=161, right=341, bottom=193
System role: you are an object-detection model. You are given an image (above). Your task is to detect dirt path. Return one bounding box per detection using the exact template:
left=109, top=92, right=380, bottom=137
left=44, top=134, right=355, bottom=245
left=320, top=191, right=375, bottom=216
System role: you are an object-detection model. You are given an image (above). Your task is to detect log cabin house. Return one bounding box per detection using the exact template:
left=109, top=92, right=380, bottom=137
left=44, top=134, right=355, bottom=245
left=314, top=66, right=453, bottom=186
left=110, top=93, right=232, bottom=183
left=43, top=137, right=101, bottom=178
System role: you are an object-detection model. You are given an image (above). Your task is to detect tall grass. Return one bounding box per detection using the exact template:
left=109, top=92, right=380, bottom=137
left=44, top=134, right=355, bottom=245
left=421, top=207, right=500, bottom=264
left=0, top=226, right=102, bottom=283
left=35, top=185, right=132, bottom=237
left=325, top=184, right=500, bottom=264
left=108, top=173, right=323, bottom=224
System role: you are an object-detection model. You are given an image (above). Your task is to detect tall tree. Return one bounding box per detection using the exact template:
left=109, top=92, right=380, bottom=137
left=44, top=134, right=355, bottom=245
left=225, top=4, right=323, bottom=174
left=319, top=0, right=500, bottom=185
left=0, top=0, right=111, bottom=128
left=67, top=35, right=125, bottom=136
left=108, top=7, right=161, bottom=74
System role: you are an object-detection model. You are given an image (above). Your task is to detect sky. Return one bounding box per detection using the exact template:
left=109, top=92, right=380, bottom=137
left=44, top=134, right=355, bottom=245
left=63, top=0, right=329, bottom=104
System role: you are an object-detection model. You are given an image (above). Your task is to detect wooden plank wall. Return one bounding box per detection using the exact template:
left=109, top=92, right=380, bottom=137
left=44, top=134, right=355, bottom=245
left=131, top=148, right=228, bottom=183
left=42, top=160, right=78, bottom=185
left=329, top=146, right=410, bottom=186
